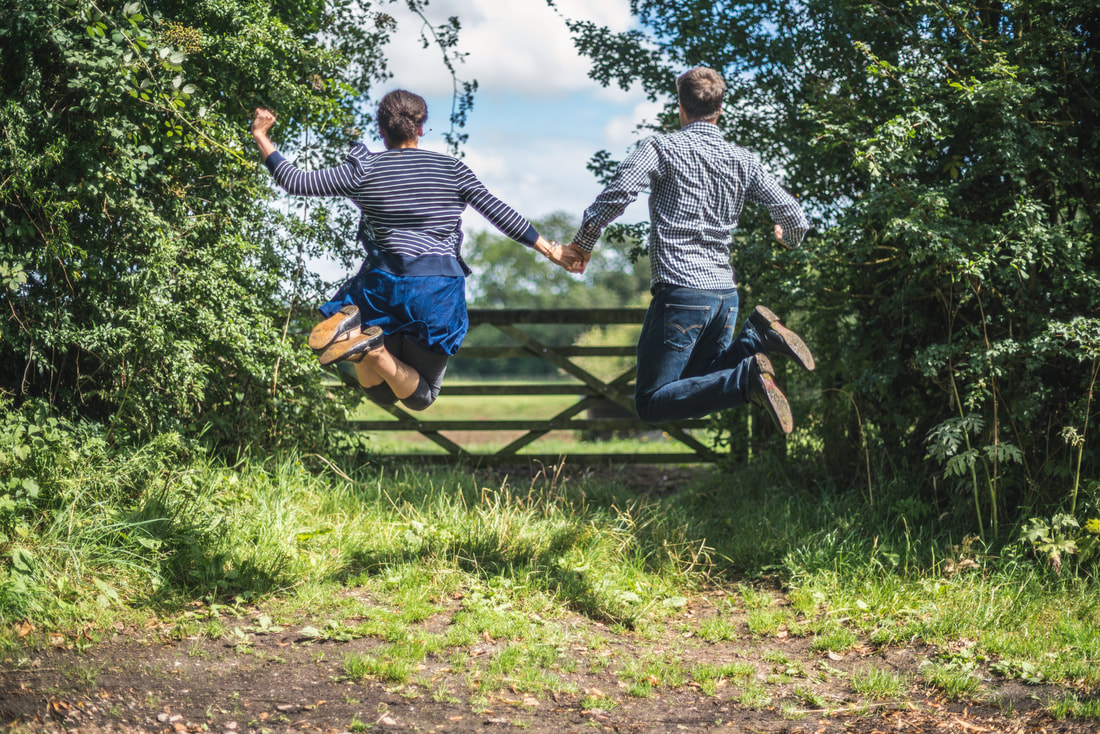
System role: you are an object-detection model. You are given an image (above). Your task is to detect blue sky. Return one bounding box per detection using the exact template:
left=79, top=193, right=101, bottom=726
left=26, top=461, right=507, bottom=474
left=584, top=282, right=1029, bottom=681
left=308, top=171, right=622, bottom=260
left=303, top=0, right=662, bottom=279
left=376, top=0, right=660, bottom=232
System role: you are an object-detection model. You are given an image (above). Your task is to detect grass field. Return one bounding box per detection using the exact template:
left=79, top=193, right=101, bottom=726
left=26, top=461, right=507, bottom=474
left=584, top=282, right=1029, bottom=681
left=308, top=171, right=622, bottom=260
left=2, top=426, right=1098, bottom=730
left=342, top=380, right=711, bottom=457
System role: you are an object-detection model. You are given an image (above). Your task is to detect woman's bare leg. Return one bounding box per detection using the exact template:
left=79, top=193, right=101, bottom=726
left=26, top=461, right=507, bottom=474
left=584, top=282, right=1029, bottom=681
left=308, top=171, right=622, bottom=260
left=353, top=346, right=420, bottom=399
left=352, top=359, right=385, bottom=388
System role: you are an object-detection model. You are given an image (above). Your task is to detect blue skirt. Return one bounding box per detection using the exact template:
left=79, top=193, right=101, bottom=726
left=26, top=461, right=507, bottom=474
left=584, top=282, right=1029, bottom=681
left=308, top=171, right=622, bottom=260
left=318, top=265, right=468, bottom=356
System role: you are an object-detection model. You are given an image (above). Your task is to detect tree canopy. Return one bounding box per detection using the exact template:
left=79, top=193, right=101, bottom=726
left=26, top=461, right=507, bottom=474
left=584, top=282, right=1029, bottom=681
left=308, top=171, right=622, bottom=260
left=0, top=0, right=467, bottom=448
left=562, top=0, right=1099, bottom=527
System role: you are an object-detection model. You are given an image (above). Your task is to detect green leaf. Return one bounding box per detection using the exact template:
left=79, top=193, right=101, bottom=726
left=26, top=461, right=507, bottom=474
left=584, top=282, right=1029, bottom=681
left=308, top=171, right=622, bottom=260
left=11, top=548, right=35, bottom=574
left=20, top=478, right=39, bottom=499
left=93, top=577, right=120, bottom=608
left=135, top=535, right=162, bottom=550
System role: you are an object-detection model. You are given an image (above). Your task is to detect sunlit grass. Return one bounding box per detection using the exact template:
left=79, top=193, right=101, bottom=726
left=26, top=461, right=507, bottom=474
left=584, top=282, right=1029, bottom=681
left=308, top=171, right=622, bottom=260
left=850, top=666, right=909, bottom=699
left=1048, top=692, right=1100, bottom=721
left=921, top=662, right=982, bottom=700
left=341, top=379, right=708, bottom=457
left=343, top=645, right=420, bottom=684
left=4, top=426, right=1100, bottom=718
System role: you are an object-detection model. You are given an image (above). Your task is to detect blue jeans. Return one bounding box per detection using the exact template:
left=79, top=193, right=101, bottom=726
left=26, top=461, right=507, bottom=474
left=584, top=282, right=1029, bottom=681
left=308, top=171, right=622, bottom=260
left=633, top=285, right=763, bottom=423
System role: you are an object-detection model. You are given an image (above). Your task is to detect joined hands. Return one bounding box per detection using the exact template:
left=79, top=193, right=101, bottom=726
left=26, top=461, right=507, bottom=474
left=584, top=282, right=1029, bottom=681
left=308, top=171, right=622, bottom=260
left=539, top=240, right=590, bottom=274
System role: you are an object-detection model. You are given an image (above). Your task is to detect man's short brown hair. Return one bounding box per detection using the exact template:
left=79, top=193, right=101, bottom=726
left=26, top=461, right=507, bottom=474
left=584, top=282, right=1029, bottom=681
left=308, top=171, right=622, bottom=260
left=676, top=67, right=725, bottom=121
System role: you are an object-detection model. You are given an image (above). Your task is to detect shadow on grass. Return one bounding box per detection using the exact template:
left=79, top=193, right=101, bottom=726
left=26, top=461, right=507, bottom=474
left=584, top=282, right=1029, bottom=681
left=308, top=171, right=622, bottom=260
left=123, top=494, right=289, bottom=612
left=336, top=522, right=640, bottom=627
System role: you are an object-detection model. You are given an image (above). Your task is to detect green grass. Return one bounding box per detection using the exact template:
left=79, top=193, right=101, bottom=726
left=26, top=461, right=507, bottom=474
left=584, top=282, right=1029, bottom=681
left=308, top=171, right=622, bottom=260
left=4, top=427, right=1100, bottom=719
left=850, top=666, right=909, bottom=699
left=692, top=661, right=755, bottom=697
left=745, top=608, right=788, bottom=637
left=349, top=388, right=575, bottom=422
left=621, top=653, right=691, bottom=690
left=810, top=624, right=859, bottom=654
left=343, top=382, right=706, bottom=457
left=921, top=662, right=982, bottom=700
left=737, top=680, right=772, bottom=709
left=697, top=615, right=739, bottom=641
left=791, top=683, right=827, bottom=708
left=343, top=648, right=417, bottom=684
left=1048, top=692, right=1100, bottom=721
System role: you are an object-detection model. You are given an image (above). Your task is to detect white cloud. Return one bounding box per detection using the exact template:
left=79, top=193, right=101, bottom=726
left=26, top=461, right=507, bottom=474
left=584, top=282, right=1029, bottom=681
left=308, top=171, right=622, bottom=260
left=458, top=132, right=606, bottom=229
left=603, top=100, right=666, bottom=150
left=381, top=0, right=641, bottom=98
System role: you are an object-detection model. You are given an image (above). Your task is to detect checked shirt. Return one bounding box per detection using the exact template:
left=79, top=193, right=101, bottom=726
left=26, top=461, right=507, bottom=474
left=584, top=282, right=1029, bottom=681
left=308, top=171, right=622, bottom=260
left=573, top=121, right=809, bottom=290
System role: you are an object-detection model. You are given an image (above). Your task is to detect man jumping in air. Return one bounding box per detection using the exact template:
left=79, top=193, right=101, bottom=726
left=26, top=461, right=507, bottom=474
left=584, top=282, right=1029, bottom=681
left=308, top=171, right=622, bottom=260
left=560, top=67, right=815, bottom=433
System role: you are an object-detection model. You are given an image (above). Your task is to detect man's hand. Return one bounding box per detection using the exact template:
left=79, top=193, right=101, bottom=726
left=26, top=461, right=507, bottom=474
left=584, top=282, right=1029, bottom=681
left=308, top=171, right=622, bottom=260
left=559, top=243, right=591, bottom=274
left=535, top=238, right=590, bottom=274
left=773, top=223, right=785, bottom=244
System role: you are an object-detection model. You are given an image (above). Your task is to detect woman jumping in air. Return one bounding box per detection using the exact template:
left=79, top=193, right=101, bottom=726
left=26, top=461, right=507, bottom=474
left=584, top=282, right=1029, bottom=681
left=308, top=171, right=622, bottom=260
left=251, top=90, right=568, bottom=410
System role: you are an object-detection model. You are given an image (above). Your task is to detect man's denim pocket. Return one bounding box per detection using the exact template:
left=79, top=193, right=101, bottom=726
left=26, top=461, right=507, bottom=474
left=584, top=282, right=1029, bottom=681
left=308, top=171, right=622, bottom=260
left=663, top=304, right=710, bottom=351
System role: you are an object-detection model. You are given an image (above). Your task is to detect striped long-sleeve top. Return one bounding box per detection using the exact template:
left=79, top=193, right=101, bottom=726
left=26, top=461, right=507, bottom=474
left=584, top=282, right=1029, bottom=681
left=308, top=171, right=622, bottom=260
left=264, top=144, right=540, bottom=277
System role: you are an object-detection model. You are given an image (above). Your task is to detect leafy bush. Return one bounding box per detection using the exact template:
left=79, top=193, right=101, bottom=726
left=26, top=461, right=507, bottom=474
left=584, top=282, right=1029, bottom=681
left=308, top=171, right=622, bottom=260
left=0, top=0, right=413, bottom=450
left=564, top=0, right=1100, bottom=531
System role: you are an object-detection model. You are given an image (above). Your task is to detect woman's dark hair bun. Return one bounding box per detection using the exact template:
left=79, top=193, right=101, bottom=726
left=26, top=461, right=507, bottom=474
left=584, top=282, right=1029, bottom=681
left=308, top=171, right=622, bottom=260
left=378, top=90, right=428, bottom=146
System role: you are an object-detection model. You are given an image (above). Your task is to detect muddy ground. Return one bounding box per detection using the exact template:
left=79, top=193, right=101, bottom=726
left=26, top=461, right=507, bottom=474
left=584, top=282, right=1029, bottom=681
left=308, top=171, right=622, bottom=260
left=4, top=586, right=1097, bottom=734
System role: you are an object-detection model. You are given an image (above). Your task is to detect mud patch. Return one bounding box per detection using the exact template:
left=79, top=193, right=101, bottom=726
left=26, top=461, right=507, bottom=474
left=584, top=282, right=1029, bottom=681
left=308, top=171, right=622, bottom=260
left=2, top=591, right=1094, bottom=733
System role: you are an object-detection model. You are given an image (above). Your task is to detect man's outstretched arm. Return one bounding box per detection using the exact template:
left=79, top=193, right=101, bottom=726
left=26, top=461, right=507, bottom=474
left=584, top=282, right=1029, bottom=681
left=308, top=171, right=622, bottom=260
left=568, top=139, right=660, bottom=272
left=746, top=159, right=809, bottom=248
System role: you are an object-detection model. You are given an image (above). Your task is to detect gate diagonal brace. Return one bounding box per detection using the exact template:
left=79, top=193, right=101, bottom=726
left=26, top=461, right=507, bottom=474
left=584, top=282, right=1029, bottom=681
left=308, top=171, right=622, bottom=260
left=376, top=402, right=468, bottom=456
left=493, top=324, right=716, bottom=459
left=495, top=369, right=638, bottom=456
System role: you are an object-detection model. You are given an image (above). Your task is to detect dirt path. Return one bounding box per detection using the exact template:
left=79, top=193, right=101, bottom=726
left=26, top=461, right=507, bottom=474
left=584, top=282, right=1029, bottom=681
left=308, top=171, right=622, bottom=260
left=2, top=588, right=1094, bottom=734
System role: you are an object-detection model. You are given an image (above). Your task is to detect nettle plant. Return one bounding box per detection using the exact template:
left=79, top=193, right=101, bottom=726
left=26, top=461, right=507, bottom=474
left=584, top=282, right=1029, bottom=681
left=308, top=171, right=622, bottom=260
left=0, top=395, right=75, bottom=608
left=0, top=404, right=57, bottom=543
left=1019, top=513, right=1100, bottom=577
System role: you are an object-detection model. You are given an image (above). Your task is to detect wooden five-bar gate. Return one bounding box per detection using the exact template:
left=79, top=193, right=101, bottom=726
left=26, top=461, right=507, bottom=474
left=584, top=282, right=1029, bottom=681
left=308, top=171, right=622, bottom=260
left=337, top=308, right=720, bottom=465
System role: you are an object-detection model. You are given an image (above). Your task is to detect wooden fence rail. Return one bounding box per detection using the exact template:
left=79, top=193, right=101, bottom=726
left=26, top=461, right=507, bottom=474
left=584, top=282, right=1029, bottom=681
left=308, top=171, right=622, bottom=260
left=335, top=308, right=720, bottom=465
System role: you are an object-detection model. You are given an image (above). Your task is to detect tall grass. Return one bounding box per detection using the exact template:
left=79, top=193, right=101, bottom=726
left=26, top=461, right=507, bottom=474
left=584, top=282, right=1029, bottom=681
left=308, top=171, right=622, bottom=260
left=2, top=426, right=1098, bottom=694
left=1, top=430, right=700, bottom=639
